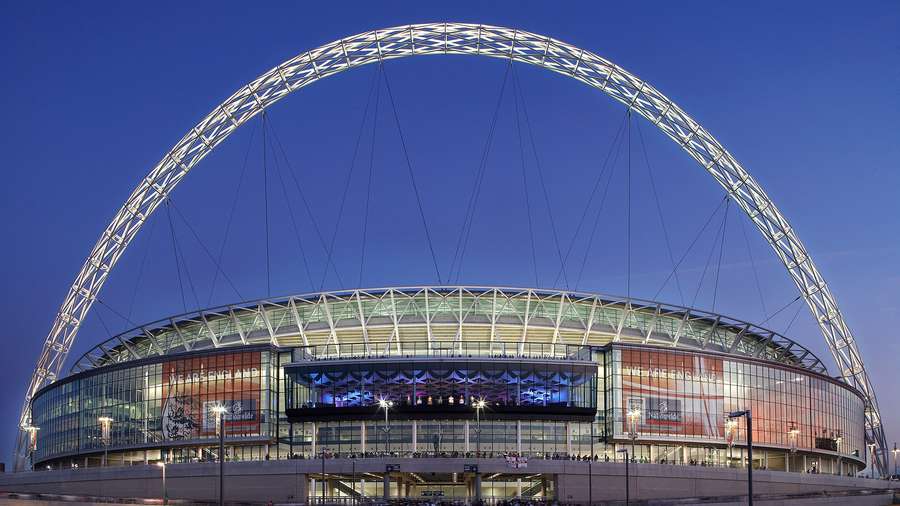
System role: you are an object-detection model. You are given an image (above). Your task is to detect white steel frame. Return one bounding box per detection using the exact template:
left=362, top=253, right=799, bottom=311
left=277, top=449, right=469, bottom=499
left=14, top=22, right=886, bottom=473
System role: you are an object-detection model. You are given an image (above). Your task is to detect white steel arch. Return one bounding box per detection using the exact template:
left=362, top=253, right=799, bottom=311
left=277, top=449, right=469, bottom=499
left=15, top=22, right=887, bottom=472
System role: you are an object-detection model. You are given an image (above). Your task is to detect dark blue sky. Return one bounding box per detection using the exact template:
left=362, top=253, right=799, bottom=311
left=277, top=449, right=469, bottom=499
left=1, top=1, right=898, bottom=465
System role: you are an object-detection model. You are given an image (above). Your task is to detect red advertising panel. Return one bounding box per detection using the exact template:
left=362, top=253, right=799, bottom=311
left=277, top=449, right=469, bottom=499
left=620, top=348, right=723, bottom=439
left=161, top=351, right=262, bottom=441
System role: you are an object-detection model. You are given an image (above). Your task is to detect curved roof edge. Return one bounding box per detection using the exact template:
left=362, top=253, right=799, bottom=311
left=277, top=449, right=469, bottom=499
left=71, top=286, right=828, bottom=375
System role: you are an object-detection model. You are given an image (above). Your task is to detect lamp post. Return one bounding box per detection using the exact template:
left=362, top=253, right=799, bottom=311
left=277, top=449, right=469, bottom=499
left=211, top=404, right=228, bottom=506
left=727, top=410, right=752, bottom=506
left=889, top=442, right=899, bottom=478
left=23, top=425, right=39, bottom=471
left=616, top=448, right=630, bottom=505
left=378, top=397, right=393, bottom=455
left=626, top=407, right=641, bottom=461
left=868, top=443, right=876, bottom=479
left=156, top=462, right=167, bottom=506
left=98, top=416, right=113, bottom=467
left=474, top=398, right=487, bottom=457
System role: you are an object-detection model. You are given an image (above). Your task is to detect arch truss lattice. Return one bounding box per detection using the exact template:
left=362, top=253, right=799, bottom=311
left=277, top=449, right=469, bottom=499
left=15, top=22, right=887, bottom=473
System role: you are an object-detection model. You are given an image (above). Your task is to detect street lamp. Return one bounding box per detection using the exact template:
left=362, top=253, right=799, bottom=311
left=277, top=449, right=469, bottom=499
left=23, top=425, right=39, bottom=471
left=727, top=410, right=752, bottom=506
left=626, top=407, right=641, bottom=461
left=211, top=404, right=228, bottom=506
left=474, top=398, right=487, bottom=457
left=377, top=397, right=394, bottom=454
left=156, top=461, right=167, bottom=506
left=868, top=443, right=877, bottom=479
left=616, top=448, right=630, bottom=505
left=892, top=442, right=898, bottom=478
left=98, top=416, right=113, bottom=467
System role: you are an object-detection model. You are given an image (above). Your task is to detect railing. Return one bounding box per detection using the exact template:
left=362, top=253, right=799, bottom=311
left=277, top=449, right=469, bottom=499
left=293, top=341, right=595, bottom=362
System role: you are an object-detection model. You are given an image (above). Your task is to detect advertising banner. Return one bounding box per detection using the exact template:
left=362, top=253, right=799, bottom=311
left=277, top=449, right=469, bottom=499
left=161, top=351, right=262, bottom=440
left=619, top=348, right=723, bottom=438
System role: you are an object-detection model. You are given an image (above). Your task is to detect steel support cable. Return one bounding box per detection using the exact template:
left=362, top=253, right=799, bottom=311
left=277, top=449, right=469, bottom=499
left=322, top=63, right=383, bottom=291
left=689, top=199, right=730, bottom=310
left=380, top=64, right=443, bottom=284
left=267, top=125, right=346, bottom=289
left=782, top=304, right=804, bottom=335
left=447, top=60, right=513, bottom=283
left=268, top=126, right=315, bottom=290
left=262, top=112, right=272, bottom=297
left=758, top=294, right=803, bottom=327
left=652, top=196, right=729, bottom=301
left=359, top=65, right=382, bottom=287
left=512, top=65, right=570, bottom=288
left=739, top=217, right=769, bottom=319
left=711, top=199, right=730, bottom=312
left=166, top=199, right=243, bottom=301
left=208, top=120, right=258, bottom=305
left=551, top=112, right=629, bottom=289
left=626, top=110, right=632, bottom=298
left=165, top=200, right=188, bottom=312
left=126, top=217, right=157, bottom=320
left=512, top=70, right=539, bottom=287
left=635, top=120, right=685, bottom=305
left=95, top=297, right=140, bottom=330
left=574, top=124, right=625, bottom=291
left=169, top=203, right=202, bottom=311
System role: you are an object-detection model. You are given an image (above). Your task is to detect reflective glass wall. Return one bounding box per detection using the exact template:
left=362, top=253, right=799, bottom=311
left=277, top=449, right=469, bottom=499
left=31, top=348, right=279, bottom=464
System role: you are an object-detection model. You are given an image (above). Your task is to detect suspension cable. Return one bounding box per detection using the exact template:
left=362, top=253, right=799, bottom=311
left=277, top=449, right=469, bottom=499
left=360, top=65, right=382, bottom=287
left=208, top=119, right=257, bottom=304
left=626, top=109, right=632, bottom=298
left=322, top=63, right=383, bottom=290
left=512, top=69, right=539, bottom=287
left=262, top=112, right=271, bottom=297
left=574, top=120, right=626, bottom=290
left=268, top=124, right=315, bottom=290
left=740, top=217, right=769, bottom=319
left=690, top=199, right=729, bottom=309
left=553, top=112, right=629, bottom=289
left=126, top=216, right=157, bottom=320
left=267, top=125, right=346, bottom=289
left=166, top=199, right=244, bottom=301
left=512, top=65, right=569, bottom=289
left=653, top=196, right=729, bottom=301
left=381, top=64, right=443, bottom=284
left=449, top=60, right=512, bottom=283
left=165, top=199, right=188, bottom=312
left=635, top=120, right=685, bottom=305
left=758, top=294, right=803, bottom=327
left=711, top=199, right=730, bottom=312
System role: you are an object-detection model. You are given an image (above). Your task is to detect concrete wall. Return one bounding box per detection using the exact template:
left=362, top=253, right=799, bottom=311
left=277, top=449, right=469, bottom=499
left=0, top=458, right=892, bottom=503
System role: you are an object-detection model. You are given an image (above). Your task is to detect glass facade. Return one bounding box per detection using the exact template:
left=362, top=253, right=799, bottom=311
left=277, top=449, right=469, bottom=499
left=31, top=347, right=281, bottom=465
left=30, top=342, right=866, bottom=476
left=609, top=346, right=865, bottom=459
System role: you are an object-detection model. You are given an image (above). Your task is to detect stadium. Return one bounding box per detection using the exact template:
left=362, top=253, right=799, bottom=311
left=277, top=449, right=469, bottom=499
left=3, top=23, right=891, bottom=504
left=25, top=287, right=868, bottom=499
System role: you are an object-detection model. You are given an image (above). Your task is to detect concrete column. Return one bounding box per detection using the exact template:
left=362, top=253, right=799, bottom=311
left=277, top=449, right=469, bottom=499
left=517, top=478, right=522, bottom=497
left=517, top=421, right=522, bottom=454
left=464, top=421, right=470, bottom=453
left=566, top=422, right=572, bottom=456
left=383, top=473, right=390, bottom=500
left=474, top=473, right=482, bottom=502
left=361, top=422, right=366, bottom=453
left=311, top=423, right=317, bottom=456
left=412, top=421, right=417, bottom=453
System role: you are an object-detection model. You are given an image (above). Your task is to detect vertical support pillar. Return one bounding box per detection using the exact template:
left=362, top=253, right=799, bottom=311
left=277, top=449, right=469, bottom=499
left=412, top=421, right=417, bottom=453
left=516, top=478, right=522, bottom=498
left=566, top=422, right=572, bottom=457
left=311, top=423, right=317, bottom=456
left=383, top=473, right=390, bottom=500
left=474, top=472, right=482, bottom=503
left=465, top=421, right=470, bottom=453
left=361, top=422, right=366, bottom=454
left=516, top=421, right=522, bottom=454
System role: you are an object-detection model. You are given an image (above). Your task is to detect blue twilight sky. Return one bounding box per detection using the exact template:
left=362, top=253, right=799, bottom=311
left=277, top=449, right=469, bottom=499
left=1, top=1, right=898, bottom=465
